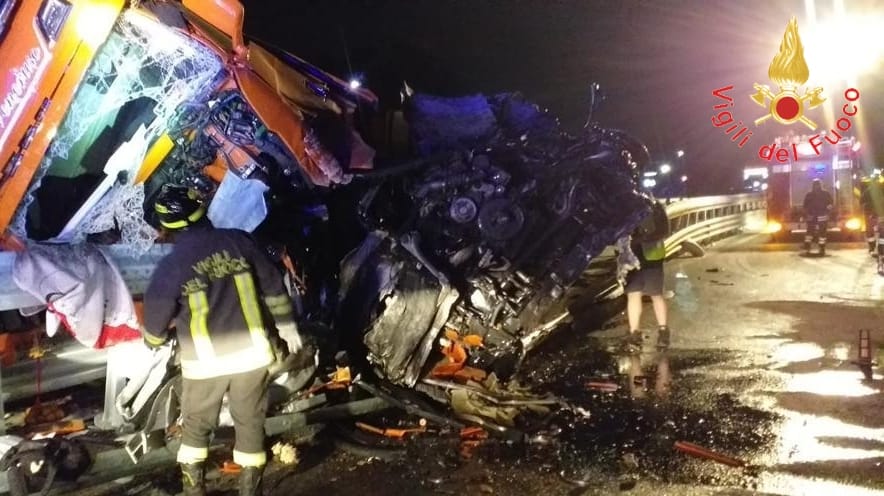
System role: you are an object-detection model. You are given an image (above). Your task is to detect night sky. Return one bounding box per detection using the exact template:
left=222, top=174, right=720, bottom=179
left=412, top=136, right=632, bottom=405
left=240, top=0, right=884, bottom=194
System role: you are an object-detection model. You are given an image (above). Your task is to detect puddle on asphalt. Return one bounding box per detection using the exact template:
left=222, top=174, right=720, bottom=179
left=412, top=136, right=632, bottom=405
left=511, top=331, right=884, bottom=493
left=771, top=410, right=884, bottom=464
left=307, top=328, right=884, bottom=496
left=514, top=335, right=780, bottom=491
left=782, top=370, right=880, bottom=397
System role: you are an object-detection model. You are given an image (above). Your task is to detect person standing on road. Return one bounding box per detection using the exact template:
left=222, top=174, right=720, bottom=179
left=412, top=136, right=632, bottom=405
left=802, top=178, right=833, bottom=256
left=622, top=199, right=671, bottom=351
left=860, top=177, right=884, bottom=256
left=142, top=185, right=303, bottom=496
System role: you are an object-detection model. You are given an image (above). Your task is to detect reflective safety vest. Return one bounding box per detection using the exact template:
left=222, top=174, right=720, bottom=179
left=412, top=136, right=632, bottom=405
left=143, top=228, right=295, bottom=379
left=642, top=239, right=666, bottom=262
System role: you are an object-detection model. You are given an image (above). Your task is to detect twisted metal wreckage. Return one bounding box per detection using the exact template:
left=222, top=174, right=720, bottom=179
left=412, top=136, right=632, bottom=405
left=0, top=0, right=655, bottom=491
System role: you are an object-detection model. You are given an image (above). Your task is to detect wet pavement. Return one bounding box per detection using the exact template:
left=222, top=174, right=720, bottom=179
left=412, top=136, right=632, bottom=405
left=81, top=234, right=884, bottom=495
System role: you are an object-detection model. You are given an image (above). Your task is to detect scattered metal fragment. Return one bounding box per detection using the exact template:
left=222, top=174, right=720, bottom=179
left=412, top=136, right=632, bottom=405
left=585, top=381, right=620, bottom=392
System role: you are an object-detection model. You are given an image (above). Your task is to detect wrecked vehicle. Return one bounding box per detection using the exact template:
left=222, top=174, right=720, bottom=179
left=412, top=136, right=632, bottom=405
left=0, top=0, right=653, bottom=486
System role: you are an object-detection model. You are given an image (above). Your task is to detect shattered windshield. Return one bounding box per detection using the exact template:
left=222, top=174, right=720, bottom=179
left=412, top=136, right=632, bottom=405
left=16, top=10, right=224, bottom=247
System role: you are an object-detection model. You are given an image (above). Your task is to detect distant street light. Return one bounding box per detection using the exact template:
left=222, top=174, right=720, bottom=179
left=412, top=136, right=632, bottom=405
left=659, top=163, right=672, bottom=174
left=349, top=78, right=362, bottom=90
left=681, top=175, right=688, bottom=182
left=676, top=150, right=685, bottom=158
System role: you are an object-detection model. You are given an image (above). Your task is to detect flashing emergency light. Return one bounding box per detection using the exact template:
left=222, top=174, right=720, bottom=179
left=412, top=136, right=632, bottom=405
left=765, top=220, right=783, bottom=233
left=846, top=217, right=863, bottom=231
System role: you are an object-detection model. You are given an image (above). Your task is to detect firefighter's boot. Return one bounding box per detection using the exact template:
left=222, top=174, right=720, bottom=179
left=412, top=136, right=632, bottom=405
left=239, top=465, right=265, bottom=496
left=819, top=245, right=826, bottom=256
left=803, top=240, right=811, bottom=253
left=180, top=462, right=206, bottom=496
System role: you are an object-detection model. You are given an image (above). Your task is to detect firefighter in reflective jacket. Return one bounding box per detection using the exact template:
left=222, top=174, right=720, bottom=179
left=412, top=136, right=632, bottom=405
left=802, top=179, right=833, bottom=256
left=143, top=185, right=303, bottom=496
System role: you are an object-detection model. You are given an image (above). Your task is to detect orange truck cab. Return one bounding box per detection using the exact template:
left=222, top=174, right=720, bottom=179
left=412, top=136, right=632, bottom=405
left=0, top=0, right=377, bottom=249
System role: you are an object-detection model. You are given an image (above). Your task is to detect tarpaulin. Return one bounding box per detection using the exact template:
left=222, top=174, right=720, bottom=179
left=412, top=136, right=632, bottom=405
left=207, top=172, right=269, bottom=232
left=11, top=244, right=140, bottom=349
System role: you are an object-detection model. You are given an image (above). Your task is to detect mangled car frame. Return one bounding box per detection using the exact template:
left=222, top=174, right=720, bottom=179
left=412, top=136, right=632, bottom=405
left=0, top=0, right=655, bottom=488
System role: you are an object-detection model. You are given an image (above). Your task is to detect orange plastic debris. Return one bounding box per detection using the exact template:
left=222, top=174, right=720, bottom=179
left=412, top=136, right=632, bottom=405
left=453, top=366, right=487, bottom=383
left=31, top=419, right=85, bottom=436
left=220, top=461, right=242, bottom=474
left=202, top=160, right=228, bottom=184
left=355, top=421, right=427, bottom=439
left=302, top=366, right=353, bottom=396
left=442, top=341, right=467, bottom=364
left=431, top=362, right=465, bottom=378
left=462, top=335, right=484, bottom=348
left=459, top=427, right=489, bottom=441
left=332, top=366, right=351, bottom=384
left=674, top=441, right=745, bottom=467
left=0, top=334, right=16, bottom=367
left=355, top=422, right=386, bottom=436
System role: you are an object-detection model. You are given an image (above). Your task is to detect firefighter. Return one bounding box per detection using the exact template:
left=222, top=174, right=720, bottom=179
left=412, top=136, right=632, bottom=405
left=860, top=177, right=884, bottom=256
left=142, top=185, right=303, bottom=496
left=802, top=178, right=833, bottom=256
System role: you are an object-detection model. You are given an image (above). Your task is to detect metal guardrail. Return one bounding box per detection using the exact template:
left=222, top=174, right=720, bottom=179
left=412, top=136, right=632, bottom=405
left=662, top=193, right=767, bottom=257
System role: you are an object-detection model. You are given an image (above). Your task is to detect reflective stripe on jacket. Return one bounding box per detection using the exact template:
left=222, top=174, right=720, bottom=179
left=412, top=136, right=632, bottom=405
left=143, top=228, right=295, bottom=379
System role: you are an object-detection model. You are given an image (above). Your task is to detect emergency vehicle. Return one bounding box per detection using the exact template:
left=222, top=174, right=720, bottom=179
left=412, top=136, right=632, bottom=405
left=763, top=134, right=864, bottom=239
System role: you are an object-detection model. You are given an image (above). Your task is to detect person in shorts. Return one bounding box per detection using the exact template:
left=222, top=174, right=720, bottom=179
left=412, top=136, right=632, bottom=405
left=623, top=200, right=670, bottom=351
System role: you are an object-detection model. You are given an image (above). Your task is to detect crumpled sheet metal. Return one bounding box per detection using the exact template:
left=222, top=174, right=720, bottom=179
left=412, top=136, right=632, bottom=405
left=363, top=264, right=459, bottom=387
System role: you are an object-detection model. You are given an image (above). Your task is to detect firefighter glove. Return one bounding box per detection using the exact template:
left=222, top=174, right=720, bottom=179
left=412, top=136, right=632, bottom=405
left=277, top=322, right=303, bottom=355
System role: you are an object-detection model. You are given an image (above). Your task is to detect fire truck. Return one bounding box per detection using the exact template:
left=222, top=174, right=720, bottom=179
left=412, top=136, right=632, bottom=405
left=764, top=134, right=864, bottom=240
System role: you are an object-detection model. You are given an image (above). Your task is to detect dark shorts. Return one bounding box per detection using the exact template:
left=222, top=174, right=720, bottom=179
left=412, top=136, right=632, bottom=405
left=624, top=265, right=664, bottom=296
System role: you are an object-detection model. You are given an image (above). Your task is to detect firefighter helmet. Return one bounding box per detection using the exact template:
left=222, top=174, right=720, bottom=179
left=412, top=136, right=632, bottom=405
left=153, top=184, right=206, bottom=230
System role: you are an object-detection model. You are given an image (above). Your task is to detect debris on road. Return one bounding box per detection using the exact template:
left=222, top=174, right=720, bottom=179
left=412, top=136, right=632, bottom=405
left=673, top=440, right=746, bottom=467
left=220, top=461, right=242, bottom=474
left=271, top=442, right=300, bottom=466
left=621, top=453, right=639, bottom=470
left=355, top=419, right=428, bottom=439
left=585, top=381, right=620, bottom=392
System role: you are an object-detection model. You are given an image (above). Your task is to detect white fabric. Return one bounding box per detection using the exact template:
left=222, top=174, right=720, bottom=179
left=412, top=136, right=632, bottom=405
left=207, top=172, right=269, bottom=232
left=11, top=243, right=140, bottom=349
left=96, top=341, right=167, bottom=430
left=615, top=235, right=641, bottom=286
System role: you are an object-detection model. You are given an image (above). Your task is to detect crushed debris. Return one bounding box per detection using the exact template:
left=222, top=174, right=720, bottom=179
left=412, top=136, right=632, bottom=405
left=271, top=442, right=299, bottom=466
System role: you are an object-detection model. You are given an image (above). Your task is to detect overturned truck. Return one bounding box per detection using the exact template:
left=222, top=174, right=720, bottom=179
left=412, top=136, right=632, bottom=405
left=0, top=0, right=653, bottom=490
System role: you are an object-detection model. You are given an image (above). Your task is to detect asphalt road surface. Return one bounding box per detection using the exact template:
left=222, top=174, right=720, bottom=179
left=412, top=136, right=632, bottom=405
left=87, top=234, right=884, bottom=496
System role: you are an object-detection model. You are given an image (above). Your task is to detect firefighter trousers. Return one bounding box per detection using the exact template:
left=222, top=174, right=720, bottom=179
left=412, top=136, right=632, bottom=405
left=805, top=219, right=828, bottom=246
left=177, top=367, right=269, bottom=467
